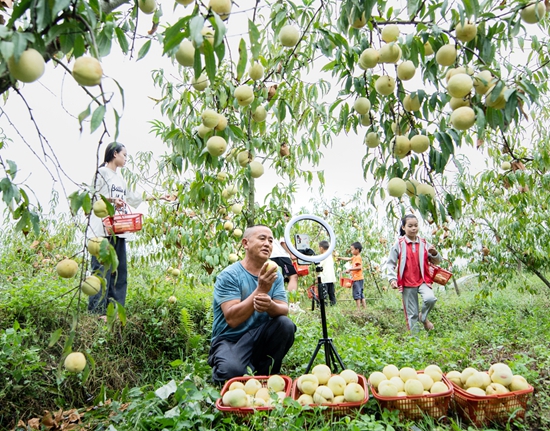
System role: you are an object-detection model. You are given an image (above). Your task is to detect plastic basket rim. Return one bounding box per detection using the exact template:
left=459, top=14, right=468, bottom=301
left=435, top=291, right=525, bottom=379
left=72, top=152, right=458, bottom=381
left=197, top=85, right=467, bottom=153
left=449, top=379, right=534, bottom=401
left=291, top=373, right=369, bottom=408
left=369, top=372, right=454, bottom=401
left=216, top=375, right=293, bottom=414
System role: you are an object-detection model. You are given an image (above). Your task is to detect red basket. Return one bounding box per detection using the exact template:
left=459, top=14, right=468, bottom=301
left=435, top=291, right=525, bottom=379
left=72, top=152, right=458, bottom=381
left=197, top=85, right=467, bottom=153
left=340, top=276, right=353, bottom=288
left=215, top=375, right=293, bottom=417
left=293, top=261, right=309, bottom=276
left=370, top=372, right=453, bottom=421
left=449, top=378, right=534, bottom=427
left=427, top=263, right=453, bottom=285
left=291, top=374, right=369, bottom=415
left=103, top=213, right=143, bottom=234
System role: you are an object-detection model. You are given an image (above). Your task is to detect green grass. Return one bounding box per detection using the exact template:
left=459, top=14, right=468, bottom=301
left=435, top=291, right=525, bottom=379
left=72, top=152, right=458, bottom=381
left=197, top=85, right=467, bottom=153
left=1, top=257, right=549, bottom=430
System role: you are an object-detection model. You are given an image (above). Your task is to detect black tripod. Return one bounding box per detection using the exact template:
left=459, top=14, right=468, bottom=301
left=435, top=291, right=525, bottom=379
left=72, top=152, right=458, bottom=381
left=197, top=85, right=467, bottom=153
left=305, top=264, right=346, bottom=374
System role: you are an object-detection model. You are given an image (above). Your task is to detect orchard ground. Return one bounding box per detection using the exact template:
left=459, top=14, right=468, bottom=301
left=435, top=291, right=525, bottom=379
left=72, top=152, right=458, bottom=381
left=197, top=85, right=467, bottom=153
left=1, top=226, right=549, bottom=430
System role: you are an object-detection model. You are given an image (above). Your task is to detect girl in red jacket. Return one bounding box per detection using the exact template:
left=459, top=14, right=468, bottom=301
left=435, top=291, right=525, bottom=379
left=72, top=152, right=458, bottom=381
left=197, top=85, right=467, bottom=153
left=386, top=214, right=442, bottom=332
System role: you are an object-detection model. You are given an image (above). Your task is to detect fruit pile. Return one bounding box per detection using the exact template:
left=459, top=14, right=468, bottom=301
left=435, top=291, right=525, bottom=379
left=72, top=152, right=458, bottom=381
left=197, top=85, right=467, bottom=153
left=293, top=365, right=366, bottom=405
left=446, top=363, right=530, bottom=395
left=368, top=364, right=452, bottom=420
left=220, top=375, right=288, bottom=408
left=369, top=364, right=450, bottom=397
left=447, top=363, right=533, bottom=426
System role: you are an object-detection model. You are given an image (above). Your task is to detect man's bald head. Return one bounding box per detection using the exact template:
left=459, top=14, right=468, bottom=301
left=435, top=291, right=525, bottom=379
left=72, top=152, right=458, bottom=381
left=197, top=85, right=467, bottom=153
left=243, top=224, right=271, bottom=239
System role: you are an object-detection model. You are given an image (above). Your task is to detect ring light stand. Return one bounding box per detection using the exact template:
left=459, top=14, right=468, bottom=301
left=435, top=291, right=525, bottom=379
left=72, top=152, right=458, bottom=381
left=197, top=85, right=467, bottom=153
left=284, top=215, right=345, bottom=374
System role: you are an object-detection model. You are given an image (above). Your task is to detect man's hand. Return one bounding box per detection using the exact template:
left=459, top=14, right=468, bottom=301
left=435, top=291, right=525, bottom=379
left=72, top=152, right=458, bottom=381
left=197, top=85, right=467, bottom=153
left=257, top=261, right=278, bottom=293
left=253, top=293, right=273, bottom=313
left=390, top=280, right=398, bottom=289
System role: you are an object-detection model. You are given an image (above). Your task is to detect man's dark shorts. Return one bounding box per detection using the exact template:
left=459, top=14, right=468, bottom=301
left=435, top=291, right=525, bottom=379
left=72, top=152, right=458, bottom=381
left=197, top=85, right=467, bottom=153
left=271, top=257, right=297, bottom=282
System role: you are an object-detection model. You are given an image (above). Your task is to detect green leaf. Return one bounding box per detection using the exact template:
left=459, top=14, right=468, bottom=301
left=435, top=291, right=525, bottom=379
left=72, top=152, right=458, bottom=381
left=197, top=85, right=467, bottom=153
left=62, top=330, right=75, bottom=356
left=248, top=19, right=261, bottom=60
left=137, top=40, right=151, bottom=61
left=8, top=0, right=33, bottom=27
left=236, top=38, right=247, bottom=81
left=117, top=303, right=127, bottom=326
left=212, top=14, right=227, bottom=47
left=189, top=15, right=205, bottom=48
left=203, top=36, right=217, bottom=84
left=163, top=17, right=187, bottom=54
left=90, top=105, right=106, bottom=133
left=48, top=328, right=63, bottom=348
left=115, top=28, right=129, bottom=54
left=78, top=104, right=91, bottom=130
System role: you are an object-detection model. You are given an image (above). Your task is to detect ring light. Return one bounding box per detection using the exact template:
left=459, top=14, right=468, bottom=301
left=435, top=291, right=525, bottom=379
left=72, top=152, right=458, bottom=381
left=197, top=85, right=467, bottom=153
left=283, top=214, right=336, bottom=265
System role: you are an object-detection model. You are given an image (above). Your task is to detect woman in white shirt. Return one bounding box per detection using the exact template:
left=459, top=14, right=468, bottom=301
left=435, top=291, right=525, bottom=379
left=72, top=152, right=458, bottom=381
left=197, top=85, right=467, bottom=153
left=88, top=142, right=143, bottom=317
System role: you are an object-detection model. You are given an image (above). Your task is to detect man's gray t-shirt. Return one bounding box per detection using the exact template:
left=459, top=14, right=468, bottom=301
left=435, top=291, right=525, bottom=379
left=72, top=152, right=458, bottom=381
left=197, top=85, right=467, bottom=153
left=211, top=262, right=287, bottom=342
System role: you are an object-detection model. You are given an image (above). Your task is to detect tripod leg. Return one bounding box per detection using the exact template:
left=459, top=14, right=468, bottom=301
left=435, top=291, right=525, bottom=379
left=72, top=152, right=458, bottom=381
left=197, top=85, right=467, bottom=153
left=326, top=340, right=346, bottom=372
left=305, top=340, right=324, bottom=374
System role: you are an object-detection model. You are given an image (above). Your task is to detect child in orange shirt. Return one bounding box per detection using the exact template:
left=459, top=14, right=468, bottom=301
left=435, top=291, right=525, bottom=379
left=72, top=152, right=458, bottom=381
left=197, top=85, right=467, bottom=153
left=339, top=242, right=366, bottom=310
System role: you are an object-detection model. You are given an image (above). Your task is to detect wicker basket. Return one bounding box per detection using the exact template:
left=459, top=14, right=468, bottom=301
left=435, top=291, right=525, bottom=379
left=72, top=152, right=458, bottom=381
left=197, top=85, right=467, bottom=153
left=450, top=380, right=534, bottom=427
left=370, top=373, right=453, bottom=421
left=215, top=375, right=293, bottom=417
left=103, top=212, right=143, bottom=234
left=291, top=374, right=369, bottom=415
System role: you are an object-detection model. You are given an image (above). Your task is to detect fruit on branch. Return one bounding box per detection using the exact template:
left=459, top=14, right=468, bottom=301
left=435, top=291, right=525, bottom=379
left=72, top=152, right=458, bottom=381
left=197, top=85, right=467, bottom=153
left=252, top=106, right=267, bottom=122
left=379, top=43, right=401, bottom=63
left=375, top=75, right=396, bottom=95
left=279, top=25, right=300, bottom=47
left=447, top=73, right=474, bottom=98
left=197, top=124, right=212, bottom=139
left=234, top=85, right=254, bottom=106
left=392, top=136, right=410, bottom=158
left=520, top=1, right=546, bottom=23
left=449, top=97, right=470, bottom=110
left=228, top=253, right=238, bottom=263
left=81, top=275, right=101, bottom=296
left=485, top=85, right=507, bottom=109
left=350, top=12, right=367, bottom=29
left=359, top=48, right=379, bottom=69
left=191, top=73, right=209, bottom=91
left=7, top=48, right=45, bottom=83
left=233, top=228, right=243, bottom=238
left=501, top=161, right=511, bottom=170
left=249, top=62, right=264, bottom=81
left=387, top=177, right=407, bottom=198
left=56, top=259, right=78, bottom=278
left=365, top=132, right=380, bottom=148
left=93, top=199, right=109, bottom=218
left=473, top=70, right=494, bottom=95
left=450, top=106, right=476, bottom=130
left=423, top=41, right=434, bottom=56
left=279, top=143, right=290, bottom=157
left=215, top=115, right=228, bottom=131
left=410, top=135, right=430, bottom=153
left=435, top=44, right=457, bottom=66
left=206, top=136, right=227, bottom=157
left=209, top=0, right=232, bottom=20
left=138, top=0, right=156, bottom=14
left=353, top=97, right=371, bottom=115
left=175, top=40, right=195, bottom=67
left=237, top=150, right=252, bottom=167
left=87, top=237, right=106, bottom=257
left=249, top=160, right=264, bottom=178
left=381, top=24, right=400, bottom=42
left=202, top=109, right=220, bottom=128
left=176, top=0, right=194, bottom=5
left=72, top=56, right=103, bottom=86
left=223, top=220, right=234, bottom=231
left=403, top=94, right=421, bottom=111
left=360, top=114, right=371, bottom=126
left=455, top=20, right=477, bottom=42
left=397, top=60, right=416, bottom=80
